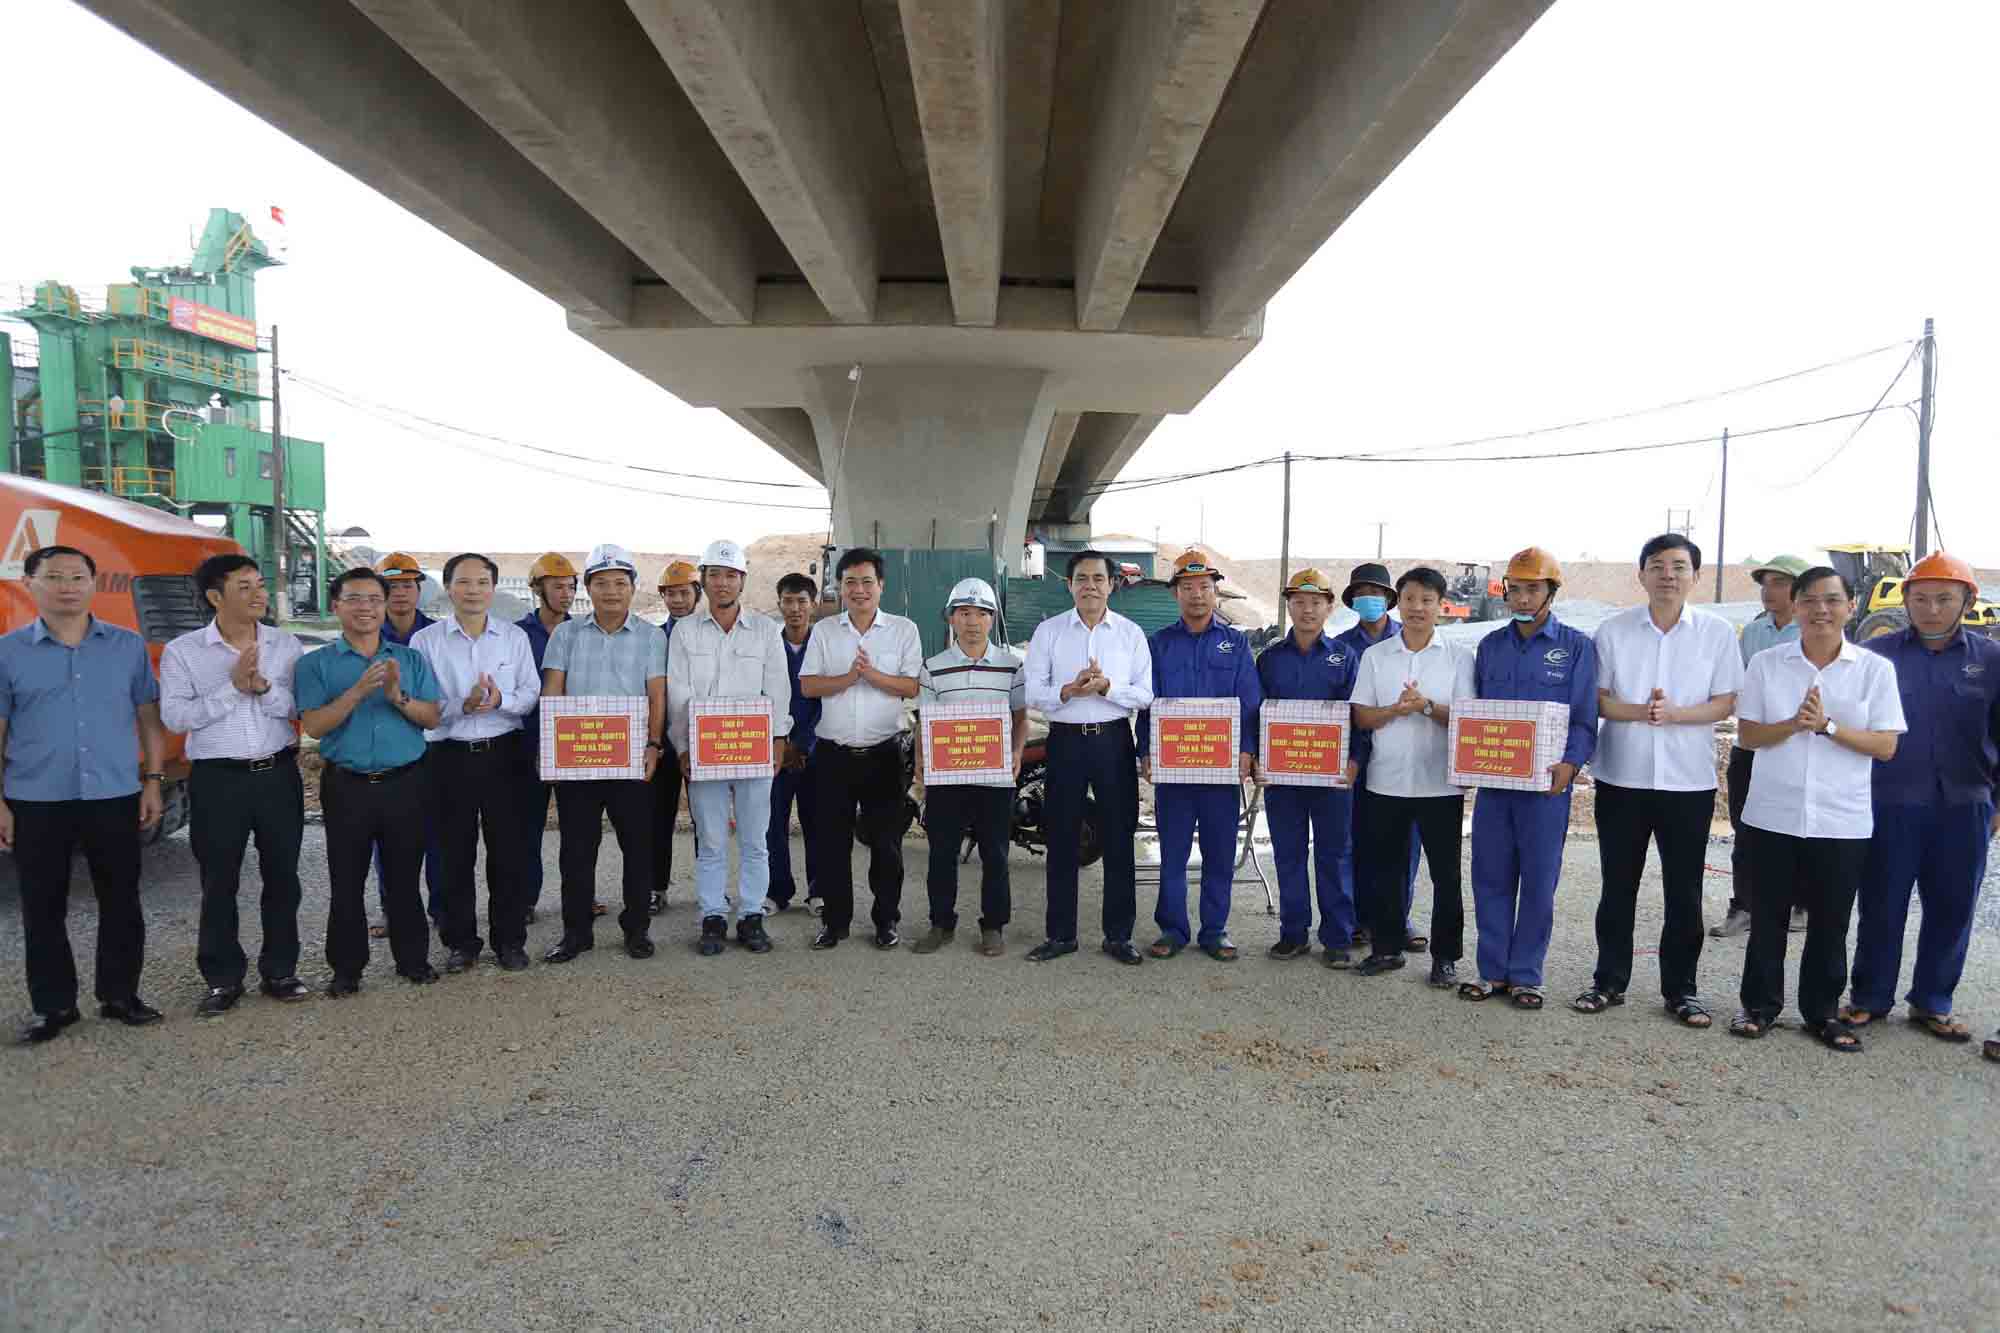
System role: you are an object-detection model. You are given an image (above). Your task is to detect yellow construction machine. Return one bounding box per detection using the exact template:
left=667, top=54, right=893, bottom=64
left=1817, top=544, right=2000, bottom=641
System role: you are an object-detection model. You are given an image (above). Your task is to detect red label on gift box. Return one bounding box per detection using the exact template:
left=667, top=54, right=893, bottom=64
left=1265, top=721, right=1345, bottom=777
left=1453, top=718, right=1538, bottom=780
left=552, top=714, right=633, bottom=770
left=694, top=710, right=773, bottom=769
left=1157, top=716, right=1233, bottom=770
left=929, top=715, right=1006, bottom=773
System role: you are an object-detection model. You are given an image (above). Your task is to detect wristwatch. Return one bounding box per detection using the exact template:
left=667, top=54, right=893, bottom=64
left=143, top=771, right=166, bottom=783
left=645, top=740, right=663, bottom=750
left=1821, top=719, right=1839, bottom=739
left=1421, top=700, right=1436, bottom=718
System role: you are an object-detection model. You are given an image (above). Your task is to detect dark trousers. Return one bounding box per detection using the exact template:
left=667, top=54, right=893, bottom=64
left=1351, top=781, right=1421, bottom=933
left=1739, top=828, right=1866, bottom=1026
left=1724, top=747, right=1755, bottom=913
left=11, top=794, right=144, bottom=1013
left=521, top=774, right=553, bottom=907
left=1360, top=791, right=1464, bottom=961
left=925, top=784, right=1012, bottom=930
left=1267, top=784, right=1355, bottom=949
left=555, top=778, right=654, bottom=941
left=809, top=740, right=906, bottom=935
left=321, top=764, right=431, bottom=979
left=767, top=761, right=819, bottom=907
left=1044, top=721, right=1140, bottom=943
left=650, top=740, right=683, bottom=892
left=1591, top=780, right=1713, bottom=1000
left=190, top=755, right=305, bottom=988
left=1852, top=798, right=1992, bottom=1016
left=430, top=737, right=528, bottom=956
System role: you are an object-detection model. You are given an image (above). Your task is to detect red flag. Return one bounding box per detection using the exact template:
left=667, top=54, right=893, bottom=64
left=269, top=205, right=287, bottom=226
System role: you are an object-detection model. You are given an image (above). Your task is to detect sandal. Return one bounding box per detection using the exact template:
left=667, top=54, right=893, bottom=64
left=1910, top=1010, right=1972, bottom=1043
left=591, top=901, right=609, bottom=917
left=1838, top=1004, right=1887, bottom=1027
left=1202, top=937, right=1239, bottom=962
left=1510, top=986, right=1545, bottom=1010
left=1570, top=988, right=1625, bottom=1015
left=368, top=921, right=389, bottom=940
left=1985, top=1032, right=2000, bottom=1063
left=1808, top=1017, right=1864, bottom=1053
left=1668, top=996, right=1713, bottom=1029
left=1728, top=1009, right=1768, bottom=1039
left=1147, top=936, right=1184, bottom=960
left=1458, top=979, right=1506, bottom=1001
left=1405, top=933, right=1430, bottom=955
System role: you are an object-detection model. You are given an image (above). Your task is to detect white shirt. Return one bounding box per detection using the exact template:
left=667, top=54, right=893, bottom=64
left=1352, top=631, right=1475, bottom=798
left=1023, top=607, right=1155, bottom=722
left=1592, top=603, right=1745, bottom=792
left=158, top=619, right=303, bottom=760
left=800, top=609, right=924, bottom=746
left=666, top=606, right=794, bottom=755
left=410, top=615, right=539, bottom=742
left=1739, top=638, right=1905, bottom=839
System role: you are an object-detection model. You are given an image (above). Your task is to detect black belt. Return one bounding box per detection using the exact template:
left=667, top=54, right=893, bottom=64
left=194, top=747, right=298, bottom=772
left=433, top=736, right=516, bottom=754
left=820, top=738, right=898, bottom=754
left=330, top=757, right=424, bottom=784
left=1049, top=720, right=1128, bottom=737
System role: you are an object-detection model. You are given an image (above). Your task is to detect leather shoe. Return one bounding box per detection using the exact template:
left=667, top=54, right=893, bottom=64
left=544, top=938, right=592, bottom=964
left=1026, top=937, right=1079, bottom=963
left=19, top=1008, right=80, bottom=1044
left=624, top=933, right=657, bottom=960
left=495, top=949, right=531, bottom=972
left=325, top=974, right=362, bottom=998
left=736, top=914, right=773, bottom=954
left=99, top=997, right=164, bottom=1026
left=1100, top=939, right=1143, bottom=966
left=697, top=915, right=727, bottom=957
left=911, top=926, right=955, bottom=955
left=399, top=965, right=440, bottom=985
left=648, top=890, right=668, bottom=916
left=196, top=985, right=244, bottom=1019
left=979, top=928, right=1004, bottom=957
left=810, top=927, right=846, bottom=950
left=259, top=977, right=310, bottom=1001
left=444, top=947, right=480, bottom=974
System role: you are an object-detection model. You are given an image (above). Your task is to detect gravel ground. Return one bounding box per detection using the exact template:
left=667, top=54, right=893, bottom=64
left=3, top=824, right=1997, bottom=1331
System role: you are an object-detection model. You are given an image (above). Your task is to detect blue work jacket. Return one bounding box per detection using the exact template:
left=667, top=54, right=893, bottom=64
left=1866, top=627, right=2000, bottom=808
left=1137, top=617, right=1262, bottom=759
left=782, top=634, right=820, bottom=757
left=1471, top=615, right=1599, bottom=768
left=1256, top=629, right=1370, bottom=766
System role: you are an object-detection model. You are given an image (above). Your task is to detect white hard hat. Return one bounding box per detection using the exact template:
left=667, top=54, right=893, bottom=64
left=582, top=543, right=638, bottom=580
left=943, top=576, right=999, bottom=620
left=700, top=539, right=748, bottom=573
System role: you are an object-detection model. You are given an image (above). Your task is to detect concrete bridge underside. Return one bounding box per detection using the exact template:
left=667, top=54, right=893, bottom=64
left=79, top=0, right=1552, bottom=549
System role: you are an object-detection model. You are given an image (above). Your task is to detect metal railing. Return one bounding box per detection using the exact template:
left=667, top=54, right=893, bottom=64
left=81, top=466, right=176, bottom=499
left=110, top=336, right=259, bottom=395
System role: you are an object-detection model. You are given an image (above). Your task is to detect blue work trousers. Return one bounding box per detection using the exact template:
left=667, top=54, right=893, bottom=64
left=520, top=777, right=553, bottom=907
left=1851, top=799, right=1992, bottom=1016
left=1471, top=787, right=1572, bottom=988
left=1153, top=782, right=1241, bottom=948
left=767, top=762, right=819, bottom=907
left=1351, top=782, right=1420, bottom=934
left=1265, top=784, right=1355, bottom=948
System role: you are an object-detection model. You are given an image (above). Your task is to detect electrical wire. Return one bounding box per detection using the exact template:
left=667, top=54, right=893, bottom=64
left=1761, top=342, right=1919, bottom=490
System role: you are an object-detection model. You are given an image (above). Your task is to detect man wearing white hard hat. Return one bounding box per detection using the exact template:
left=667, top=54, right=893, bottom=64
left=539, top=543, right=669, bottom=964
left=668, top=540, right=794, bottom=956
left=914, top=578, right=1027, bottom=957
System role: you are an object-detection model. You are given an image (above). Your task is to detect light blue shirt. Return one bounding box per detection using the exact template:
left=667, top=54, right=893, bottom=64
left=0, top=617, right=160, bottom=801
left=1738, top=611, right=1800, bottom=667
left=543, top=614, right=667, bottom=697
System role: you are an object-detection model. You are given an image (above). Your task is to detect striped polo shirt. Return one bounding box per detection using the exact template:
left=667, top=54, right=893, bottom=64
left=919, top=639, right=1027, bottom=711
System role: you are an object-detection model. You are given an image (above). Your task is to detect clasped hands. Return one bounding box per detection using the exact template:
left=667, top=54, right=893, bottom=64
left=1060, top=659, right=1113, bottom=703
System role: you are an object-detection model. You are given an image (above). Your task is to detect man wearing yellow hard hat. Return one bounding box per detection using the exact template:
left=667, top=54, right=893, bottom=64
left=515, top=553, right=591, bottom=925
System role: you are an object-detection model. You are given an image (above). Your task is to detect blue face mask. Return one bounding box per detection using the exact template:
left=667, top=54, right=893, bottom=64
left=1351, top=595, right=1388, bottom=623
left=1512, top=611, right=1537, bottom=623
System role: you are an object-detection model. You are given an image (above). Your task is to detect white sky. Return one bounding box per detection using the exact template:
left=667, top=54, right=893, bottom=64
left=4, top=1, right=1996, bottom=565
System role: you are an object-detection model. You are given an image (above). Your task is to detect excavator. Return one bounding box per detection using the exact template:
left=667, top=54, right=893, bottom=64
left=1815, top=544, right=2000, bottom=641
left=1439, top=560, right=1504, bottom=623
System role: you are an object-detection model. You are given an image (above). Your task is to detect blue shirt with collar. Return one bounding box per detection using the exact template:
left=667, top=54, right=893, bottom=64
left=1865, top=626, right=2000, bottom=807
left=0, top=616, right=160, bottom=801
left=1257, top=628, right=1371, bottom=766
left=381, top=608, right=435, bottom=647
left=782, top=633, right=820, bottom=756
left=296, top=635, right=441, bottom=773
left=1137, top=617, right=1263, bottom=759
left=1471, top=614, right=1600, bottom=767
left=516, top=610, right=568, bottom=740
left=1333, top=614, right=1400, bottom=660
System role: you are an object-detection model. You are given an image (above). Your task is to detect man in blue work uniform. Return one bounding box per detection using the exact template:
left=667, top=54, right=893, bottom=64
left=1843, top=551, right=2000, bottom=1047
left=1462, top=547, right=1598, bottom=1010
left=1138, top=549, right=1263, bottom=962
left=370, top=552, right=440, bottom=938
left=1334, top=563, right=1422, bottom=957
left=515, top=552, right=579, bottom=925
left=766, top=572, right=822, bottom=912
left=1257, top=569, right=1365, bottom=964
left=298, top=566, right=444, bottom=994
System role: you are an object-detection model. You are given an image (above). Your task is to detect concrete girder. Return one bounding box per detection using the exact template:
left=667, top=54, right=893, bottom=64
left=1184, top=0, right=1554, bottom=335
left=1030, top=412, right=1083, bottom=520
left=1071, top=0, right=1267, bottom=332
left=628, top=0, right=895, bottom=325
left=723, top=408, right=823, bottom=483
left=1041, top=412, right=1164, bottom=524
left=75, top=0, right=638, bottom=327
left=350, top=0, right=766, bottom=326
left=999, top=0, right=1063, bottom=281
left=899, top=0, right=1006, bottom=327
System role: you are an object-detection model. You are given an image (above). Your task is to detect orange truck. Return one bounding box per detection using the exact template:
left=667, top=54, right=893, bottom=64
left=1, top=473, right=243, bottom=841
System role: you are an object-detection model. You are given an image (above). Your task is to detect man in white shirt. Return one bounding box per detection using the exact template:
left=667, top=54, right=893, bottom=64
left=1021, top=550, right=1154, bottom=964
left=1576, top=534, right=1744, bottom=1028
left=160, top=553, right=308, bottom=1018
left=1349, top=567, right=1476, bottom=986
left=669, top=539, right=794, bottom=957
left=412, top=553, right=540, bottom=974
left=1729, top=565, right=1903, bottom=1050
left=800, top=547, right=923, bottom=949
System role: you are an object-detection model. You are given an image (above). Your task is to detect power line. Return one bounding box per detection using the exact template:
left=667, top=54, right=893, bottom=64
left=1761, top=342, right=1918, bottom=490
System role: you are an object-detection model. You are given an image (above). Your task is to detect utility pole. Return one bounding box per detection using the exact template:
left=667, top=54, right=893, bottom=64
left=1714, top=427, right=1728, bottom=603
left=1276, top=450, right=1293, bottom=635
left=1374, top=521, right=1385, bottom=561
left=1914, top=316, right=1935, bottom=559
left=268, top=324, right=289, bottom=620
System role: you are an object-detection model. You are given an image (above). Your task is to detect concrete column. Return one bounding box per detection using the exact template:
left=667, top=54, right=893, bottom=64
left=804, top=364, right=1055, bottom=554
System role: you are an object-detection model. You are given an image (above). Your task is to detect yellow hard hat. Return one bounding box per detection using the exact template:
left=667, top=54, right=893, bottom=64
left=1169, top=548, right=1225, bottom=584
left=1284, top=568, right=1336, bottom=597
left=528, top=552, right=578, bottom=583
left=374, top=551, right=423, bottom=582
left=657, top=560, right=699, bottom=590
left=1503, top=546, right=1563, bottom=588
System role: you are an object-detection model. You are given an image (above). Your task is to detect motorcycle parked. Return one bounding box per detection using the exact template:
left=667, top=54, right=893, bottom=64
left=869, top=732, right=1102, bottom=868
